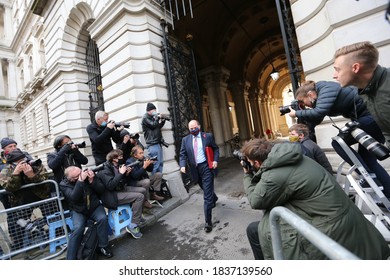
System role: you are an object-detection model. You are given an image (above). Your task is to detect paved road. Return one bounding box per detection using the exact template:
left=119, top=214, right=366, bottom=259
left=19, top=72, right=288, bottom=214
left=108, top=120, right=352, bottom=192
left=105, top=157, right=262, bottom=260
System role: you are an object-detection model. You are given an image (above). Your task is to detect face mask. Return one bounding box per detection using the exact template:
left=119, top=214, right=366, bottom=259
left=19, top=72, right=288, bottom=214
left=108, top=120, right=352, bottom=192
left=101, top=121, right=107, bottom=127
left=151, top=111, right=157, bottom=116
left=190, top=127, right=200, bottom=136
left=289, top=135, right=300, bottom=142
left=117, top=159, right=124, bottom=166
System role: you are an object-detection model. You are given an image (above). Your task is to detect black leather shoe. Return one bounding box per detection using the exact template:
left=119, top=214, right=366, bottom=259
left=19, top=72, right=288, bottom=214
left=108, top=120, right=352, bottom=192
left=204, top=222, right=212, bottom=233
left=97, top=247, right=113, bottom=258
left=212, top=196, right=218, bottom=208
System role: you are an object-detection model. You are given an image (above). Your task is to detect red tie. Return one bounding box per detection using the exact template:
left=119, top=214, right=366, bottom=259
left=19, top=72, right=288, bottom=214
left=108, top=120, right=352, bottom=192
left=194, top=137, right=198, bottom=163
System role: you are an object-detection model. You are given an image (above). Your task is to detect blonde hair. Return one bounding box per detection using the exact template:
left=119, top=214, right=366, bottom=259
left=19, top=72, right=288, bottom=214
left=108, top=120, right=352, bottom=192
left=334, top=41, right=378, bottom=71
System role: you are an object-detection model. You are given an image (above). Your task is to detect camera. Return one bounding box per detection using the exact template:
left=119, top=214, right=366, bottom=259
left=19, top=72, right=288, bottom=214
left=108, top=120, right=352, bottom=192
left=109, top=120, right=130, bottom=128
left=232, top=149, right=252, bottom=170
left=126, top=160, right=142, bottom=168
left=337, top=121, right=390, bottom=160
left=68, top=141, right=86, bottom=149
left=279, top=100, right=300, bottom=116
left=146, top=155, right=158, bottom=161
left=90, top=164, right=105, bottom=173
left=156, top=113, right=172, bottom=121
left=26, top=158, right=42, bottom=167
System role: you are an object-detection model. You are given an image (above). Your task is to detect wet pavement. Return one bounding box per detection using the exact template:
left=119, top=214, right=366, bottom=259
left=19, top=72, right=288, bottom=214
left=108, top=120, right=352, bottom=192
left=103, top=157, right=262, bottom=260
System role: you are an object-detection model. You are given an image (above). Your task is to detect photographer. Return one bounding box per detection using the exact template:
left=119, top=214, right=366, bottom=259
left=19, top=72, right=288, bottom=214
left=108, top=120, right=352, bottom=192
left=126, top=145, right=164, bottom=203
left=86, top=110, right=124, bottom=165
left=60, top=166, right=112, bottom=259
left=97, top=149, right=145, bottom=239
left=47, top=135, right=88, bottom=184
left=141, top=103, right=167, bottom=174
left=0, top=149, right=51, bottom=250
left=241, top=139, right=390, bottom=260
left=116, top=130, right=144, bottom=162
left=289, top=80, right=390, bottom=198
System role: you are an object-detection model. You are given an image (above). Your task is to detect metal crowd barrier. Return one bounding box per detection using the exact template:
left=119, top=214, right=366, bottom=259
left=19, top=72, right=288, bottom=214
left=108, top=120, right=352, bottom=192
left=0, top=179, right=69, bottom=260
left=269, top=206, right=359, bottom=260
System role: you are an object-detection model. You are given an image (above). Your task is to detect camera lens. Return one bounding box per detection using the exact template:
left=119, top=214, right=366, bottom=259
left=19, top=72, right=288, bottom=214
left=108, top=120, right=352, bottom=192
left=351, top=128, right=390, bottom=160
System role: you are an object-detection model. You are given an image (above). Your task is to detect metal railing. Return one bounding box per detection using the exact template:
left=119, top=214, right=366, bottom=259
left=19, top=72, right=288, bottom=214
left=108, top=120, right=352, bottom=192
left=0, top=180, right=69, bottom=260
left=269, top=206, right=360, bottom=260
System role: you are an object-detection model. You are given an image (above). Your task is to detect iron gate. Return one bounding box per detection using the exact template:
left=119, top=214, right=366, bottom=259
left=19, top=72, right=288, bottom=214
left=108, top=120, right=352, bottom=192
left=86, top=36, right=105, bottom=123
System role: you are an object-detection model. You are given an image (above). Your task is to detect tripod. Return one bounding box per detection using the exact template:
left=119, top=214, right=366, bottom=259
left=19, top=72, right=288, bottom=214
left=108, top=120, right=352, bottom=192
left=333, top=135, right=390, bottom=241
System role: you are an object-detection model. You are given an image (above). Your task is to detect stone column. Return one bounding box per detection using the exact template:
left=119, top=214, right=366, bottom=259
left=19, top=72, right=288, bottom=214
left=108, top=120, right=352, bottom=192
left=229, top=81, right=251, bottom=142
left=0, top=59, right=5, bottom=98
left=7, top=59, right=17, bottom=99
left=199, top=66, right=231, bottom=157
left=248, top=87, right=263, bottom=138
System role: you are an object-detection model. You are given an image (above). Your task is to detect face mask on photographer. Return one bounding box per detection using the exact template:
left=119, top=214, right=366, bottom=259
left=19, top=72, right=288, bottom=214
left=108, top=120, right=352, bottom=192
left=101, top=121, right=107, bottom=127
left=151, top=111, right=158, bottom=116
left=190, top=127, right=200, bottom=136
left=289, top=135, right=300, bottom=142
left=117, top=158, right=124, bottom=166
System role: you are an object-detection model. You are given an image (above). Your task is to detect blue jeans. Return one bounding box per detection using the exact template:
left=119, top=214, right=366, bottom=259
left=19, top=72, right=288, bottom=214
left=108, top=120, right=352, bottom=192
left=332, top=115, right=390, bottom=197
left=147, top=143, right=163, bottom=174
left=66, top=205, right=108, bottom=260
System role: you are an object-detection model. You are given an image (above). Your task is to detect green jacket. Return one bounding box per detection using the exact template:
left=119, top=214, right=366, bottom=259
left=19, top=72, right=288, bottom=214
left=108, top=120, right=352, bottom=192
left=359, top=65, right=390, bottom=148
left=244, top=142, right=390, bottom=260
left=0, top=163, right=50, bottom=207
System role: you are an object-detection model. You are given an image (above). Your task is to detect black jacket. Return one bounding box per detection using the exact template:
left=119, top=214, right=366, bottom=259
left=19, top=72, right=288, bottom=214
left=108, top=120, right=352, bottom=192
left=59, top=177, right=105, bottom=216
left=47, top=146, right=88, bottom=183
left=97, top=162, right=127, bottom=209
left=141, top=113, right=165, bottom=145
left=125, top=157, right=152, bottom=186
left=295, top=81, right=369, bottom=123
left=86, top=122, right=121, bottom=165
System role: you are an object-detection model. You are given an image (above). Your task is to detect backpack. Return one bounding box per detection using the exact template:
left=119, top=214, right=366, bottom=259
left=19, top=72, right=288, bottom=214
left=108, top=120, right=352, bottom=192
left=76, top=221, right=98, bottom=260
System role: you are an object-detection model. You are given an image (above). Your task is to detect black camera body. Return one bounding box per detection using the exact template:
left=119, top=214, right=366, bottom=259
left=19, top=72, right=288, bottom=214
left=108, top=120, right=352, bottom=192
left=68, top=141, right=86, bottom=149
left=156, top=113, right=172, bottom=121
left=232, top=149, right=252, bottom=170
left=279, top=100, right=300, bottom=116
left=337, top=121, right=390, bottom=161
left=26, top=158, right=42, bottom=167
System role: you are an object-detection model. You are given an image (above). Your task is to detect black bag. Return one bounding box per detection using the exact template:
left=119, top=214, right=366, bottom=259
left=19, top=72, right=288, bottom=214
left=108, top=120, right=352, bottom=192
left=76, top=221, right=98, bottom=260
left=160, top=179, right=172, bottom=198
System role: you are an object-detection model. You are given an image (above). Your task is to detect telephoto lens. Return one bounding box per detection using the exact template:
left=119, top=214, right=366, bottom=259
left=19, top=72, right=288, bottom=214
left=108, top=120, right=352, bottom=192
left=351, top=128, right=390, bottom=160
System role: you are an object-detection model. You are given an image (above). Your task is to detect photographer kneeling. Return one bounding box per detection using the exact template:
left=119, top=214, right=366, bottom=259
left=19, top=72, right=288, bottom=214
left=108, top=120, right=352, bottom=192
left=241, top=139, right=390, bottom=260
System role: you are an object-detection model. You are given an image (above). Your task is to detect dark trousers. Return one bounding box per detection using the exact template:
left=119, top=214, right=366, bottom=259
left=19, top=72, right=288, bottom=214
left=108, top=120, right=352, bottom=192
left=196, top=162, right=217, bottom=224
left=246, top=221, right=265, bottom=260
left=332, top=115, right=390, bottom=197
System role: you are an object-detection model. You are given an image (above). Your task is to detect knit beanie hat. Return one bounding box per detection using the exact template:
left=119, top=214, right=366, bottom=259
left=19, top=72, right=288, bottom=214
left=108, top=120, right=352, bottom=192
left=146, top=102, right=156, bottom=111
left=1, top=138, right=17, bottom=149
left=6, top=149, right=26, bottom=163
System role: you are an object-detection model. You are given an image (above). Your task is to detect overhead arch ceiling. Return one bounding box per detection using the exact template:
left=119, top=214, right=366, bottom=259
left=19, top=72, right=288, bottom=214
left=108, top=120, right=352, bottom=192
left=169, top=0, right=302, bottom=99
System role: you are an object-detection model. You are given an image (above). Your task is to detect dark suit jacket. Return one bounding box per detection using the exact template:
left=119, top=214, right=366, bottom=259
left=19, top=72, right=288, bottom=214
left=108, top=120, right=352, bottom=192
left=179, top=132, right=219, bottom=182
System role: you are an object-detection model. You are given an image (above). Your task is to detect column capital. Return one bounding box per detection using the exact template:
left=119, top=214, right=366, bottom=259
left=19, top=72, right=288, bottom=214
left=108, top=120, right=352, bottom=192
left=199, top=66, right=230, bottom=87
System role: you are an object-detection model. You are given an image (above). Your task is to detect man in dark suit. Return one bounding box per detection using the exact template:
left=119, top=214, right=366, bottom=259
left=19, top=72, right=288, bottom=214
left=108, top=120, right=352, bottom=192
left=179, top=120, right=219, bottom=233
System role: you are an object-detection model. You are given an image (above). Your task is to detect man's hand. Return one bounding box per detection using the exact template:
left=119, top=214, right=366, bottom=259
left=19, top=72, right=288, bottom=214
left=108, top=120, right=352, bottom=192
left=86, top=170, right=95, bottom=184
left=119, top=164, right=127, bottom=174
left=288, top=107, right=296, bottom=118
left=16, top=162, right=35, bottom=178
left=107, top=121, right=115, bottom=129
left=212, top=161, right=218, bottom=169
left=143, top=158, right=152, bottom=169
left=180, top=167, right=186, bottom=173
left=79, top=170, right=89, bottom=182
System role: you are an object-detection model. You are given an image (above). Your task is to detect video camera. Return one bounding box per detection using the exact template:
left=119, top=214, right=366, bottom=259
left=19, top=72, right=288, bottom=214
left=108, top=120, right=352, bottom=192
left=156, top=113, right=172, bottom=121
left=109, top=120, right=130, bottom=128
left=336, top=120, right=390, bottom=161
left=232, top=149, right=252, bottom=171
left=279, top=100, right=300, bottom=116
